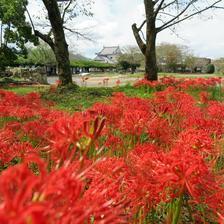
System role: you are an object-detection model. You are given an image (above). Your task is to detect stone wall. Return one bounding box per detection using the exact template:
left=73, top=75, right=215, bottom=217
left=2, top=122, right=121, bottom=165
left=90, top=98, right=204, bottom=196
left=7, top=67, right=48, bottom=84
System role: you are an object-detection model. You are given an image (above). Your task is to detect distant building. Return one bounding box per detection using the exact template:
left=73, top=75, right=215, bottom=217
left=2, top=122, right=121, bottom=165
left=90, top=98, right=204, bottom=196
left=94, top=46, right=122, bottom=64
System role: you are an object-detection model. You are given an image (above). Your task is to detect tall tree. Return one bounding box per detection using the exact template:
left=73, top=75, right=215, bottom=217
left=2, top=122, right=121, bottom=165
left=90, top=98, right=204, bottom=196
left=132, top=0, right=223, bottom=81
left=24, top=0, right=93, bottom=86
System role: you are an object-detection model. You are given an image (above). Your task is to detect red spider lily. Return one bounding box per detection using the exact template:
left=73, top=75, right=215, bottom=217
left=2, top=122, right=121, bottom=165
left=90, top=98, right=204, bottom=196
left=174, top=128, right=216, bottom=158
left=105, top=135, right=124, bottom=152
left=126, top=143, right=222, bottom=222
left=0, top=164, right=46, bottom=224
left=134, top=77, right=221, bottom=91
left=90, top=102, right=122, bottom=126
left=199, top=91, right=210, bottom=104
left=46, top=113, right=106, bottom=163
left=147, top=116, right=174, bottom=146
left=150, top=148, right=219, bottom=203
left=119, top=109, right=150, bottom=136
left=0, top=128, right=37, bottom=164
left=0, top=159, right=127, bottom=224
left=0, top=80, right=224, bottom=224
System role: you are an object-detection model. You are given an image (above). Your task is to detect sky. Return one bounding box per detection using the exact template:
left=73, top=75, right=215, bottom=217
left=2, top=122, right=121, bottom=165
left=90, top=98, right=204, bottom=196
left=28, top=0, right=224, bottom=60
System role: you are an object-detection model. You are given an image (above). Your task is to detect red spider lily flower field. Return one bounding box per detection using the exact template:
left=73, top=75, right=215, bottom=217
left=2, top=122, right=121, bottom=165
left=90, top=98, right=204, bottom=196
left=0, top=77, right=224, bottom=224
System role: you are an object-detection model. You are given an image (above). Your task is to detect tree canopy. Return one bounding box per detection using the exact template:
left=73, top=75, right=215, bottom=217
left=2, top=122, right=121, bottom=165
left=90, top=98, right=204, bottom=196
left=0, top=0, right=38, bottom=70
left=0, top=0, right=38, bottom=51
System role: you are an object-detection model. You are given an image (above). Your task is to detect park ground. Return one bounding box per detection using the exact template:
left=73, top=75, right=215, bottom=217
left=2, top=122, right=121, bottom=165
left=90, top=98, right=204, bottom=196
left=47, top=72, right=223, bottom=86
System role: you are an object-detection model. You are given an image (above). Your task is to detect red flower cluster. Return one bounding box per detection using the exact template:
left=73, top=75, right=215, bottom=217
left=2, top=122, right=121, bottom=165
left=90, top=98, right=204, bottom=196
left=134, top=76, right=222, bottom=91
left=0, top=80, right=224, bottom=223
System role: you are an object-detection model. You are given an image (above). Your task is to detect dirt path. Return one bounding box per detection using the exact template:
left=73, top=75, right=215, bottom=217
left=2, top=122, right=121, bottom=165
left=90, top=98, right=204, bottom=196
left=47, top=75, right=141, bottom=87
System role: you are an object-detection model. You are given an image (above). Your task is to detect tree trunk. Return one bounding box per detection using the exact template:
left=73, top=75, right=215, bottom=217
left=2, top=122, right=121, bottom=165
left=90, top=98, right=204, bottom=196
left=53, top=30, right=72, bottom=85
left=42, top=0, right=72, bottom=86
left=144, top=0, right=158, bottom=81
left=145, top=30, right=157, bottom=81
left=132, top=0, right=158, bottom=81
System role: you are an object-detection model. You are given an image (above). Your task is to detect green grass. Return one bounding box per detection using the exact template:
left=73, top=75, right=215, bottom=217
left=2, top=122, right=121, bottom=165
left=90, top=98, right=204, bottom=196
left=126, top=72, right=223, bottom=79
left=2, top=86, right=48, bottom=95
left=187, top=85, right=224, bottom=102
left=41, top=87, right=113, bottom=112
left=41, top=85, right=152, bottom=112
left=159, top=72, right=223, bottom=78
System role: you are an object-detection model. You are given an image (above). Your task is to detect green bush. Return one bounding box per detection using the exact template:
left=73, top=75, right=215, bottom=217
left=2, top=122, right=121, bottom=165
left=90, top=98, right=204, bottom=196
left=0, top=46, right=17, bottom=71
left=117, top=60, right=140, bottom=73
left=206, top=64, right=215, bottom=74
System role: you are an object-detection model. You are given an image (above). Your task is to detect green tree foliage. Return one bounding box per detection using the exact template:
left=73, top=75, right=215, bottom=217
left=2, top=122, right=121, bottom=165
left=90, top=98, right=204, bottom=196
left=0, top=0, right=38, bottom=50
left=118, top=61, right=132, bottom=72
left=157, top=43, right=183, bottom=72
left=206, top=64, right=215, bottom=74
left=184, top=54, right=197, bottom=73
left=17, top=43, right=113, bottom=69
left=156, top=43, right=200, bottom=73
left=27, top=43, right=56, bottom=65
left=118, top=46, right=143, bottom=73
left=0, top=0, right=38, bottom=70
left=213, top=58, right=224, bottom=74
left=70, top=60, right=114, bottom=69
left=0, top=46, right=17, bottom=70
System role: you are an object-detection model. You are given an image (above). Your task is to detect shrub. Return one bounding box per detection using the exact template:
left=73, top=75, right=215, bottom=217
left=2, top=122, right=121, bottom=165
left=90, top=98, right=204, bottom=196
left=206, top=63, right=215, bottom=74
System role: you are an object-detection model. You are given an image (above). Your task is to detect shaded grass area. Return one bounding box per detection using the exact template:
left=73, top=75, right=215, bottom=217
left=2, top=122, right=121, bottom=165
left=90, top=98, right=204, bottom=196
left=42, top=87, right=114, bottom=112
left=41, top=85, right=151, bottom=112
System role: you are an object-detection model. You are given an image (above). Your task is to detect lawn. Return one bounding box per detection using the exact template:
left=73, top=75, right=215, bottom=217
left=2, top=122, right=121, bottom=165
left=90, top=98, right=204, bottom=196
left=0, top=77, right=224, bottom=223
left=125, top=72, right=223, bottom=78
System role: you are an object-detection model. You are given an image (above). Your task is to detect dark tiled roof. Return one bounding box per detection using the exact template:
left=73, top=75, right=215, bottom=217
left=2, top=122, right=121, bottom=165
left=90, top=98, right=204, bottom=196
left=98, top=46, right=121, bottom=55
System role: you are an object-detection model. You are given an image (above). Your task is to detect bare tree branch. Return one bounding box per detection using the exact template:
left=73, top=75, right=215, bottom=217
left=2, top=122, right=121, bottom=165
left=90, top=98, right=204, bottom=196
left=160, top=0, right=177, bottom=10
left=158, top=0, right=222, bottom=32
left=24, top=2, right=55, bottom=52
left=132, top=23, right=146, bottom=55
left=63, top=26, right=95, bottom=42
left=154, top=0, right=165, bottom=18
left=23, top=3, right=35, bottom=33
left=157, top=0, right=196, bottom=32
left=34, top=30, right=55, bottom=51
left=158, top=11, right=176, bottom=18
left=61, top=0, right=74, bottom=23
left=138, top=20, right=147, bottom=31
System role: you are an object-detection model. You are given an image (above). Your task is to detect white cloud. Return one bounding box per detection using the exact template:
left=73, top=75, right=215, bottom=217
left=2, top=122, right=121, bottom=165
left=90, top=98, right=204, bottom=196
left=27, top=0, right=224, bottom=59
